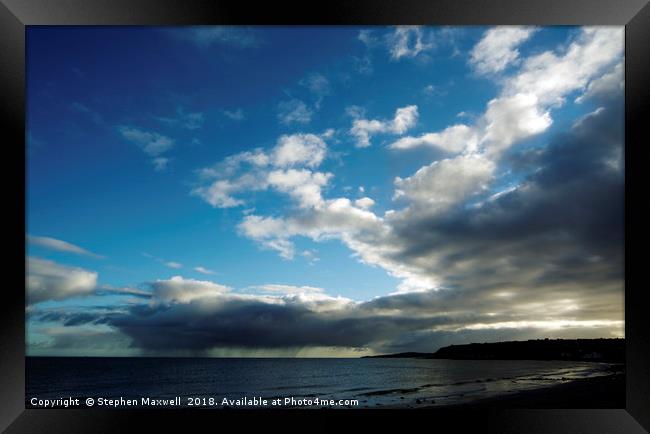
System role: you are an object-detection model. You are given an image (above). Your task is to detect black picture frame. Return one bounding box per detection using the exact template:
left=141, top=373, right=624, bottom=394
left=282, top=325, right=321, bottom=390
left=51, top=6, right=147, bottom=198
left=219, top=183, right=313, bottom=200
left=2, top=0, right=648, bottom=432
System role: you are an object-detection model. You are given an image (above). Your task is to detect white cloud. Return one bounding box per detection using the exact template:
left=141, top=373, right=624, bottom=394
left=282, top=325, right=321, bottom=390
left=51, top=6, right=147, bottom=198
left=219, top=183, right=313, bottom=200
left=394, top=154, right=495, bottom=211
left=575, top=62, right=624, bottom=104
left=151, top=276, right=230, bottom=304
left=231, top=216, right=299, bottom=258
left=481, top=93, right=552, bottom=156
left=392, top=106, right=419, bottom=133
left=345, top=105, right=365, bottom=118
left=350, top=105, right=418, bottom=147
left=237, top=197, right=384, bottom=260
left=277, top=99, right=312, bottom=125
left=236, top=198, right=435, bottom=293
left=276, top=291, right=355, bottom=312
left=422, top=84, right=445, bottom=97
left=275, top=73, right=331, bottom=128
left=300, top=73, right=330, bottom=102
left=194, top=266, right=216, bottom=275
left=321, top=128, right=336, bottom=139
left=395, top=27, right=622, bottom=160
left=504, top=27, right=623, bottom=107
left=27, top=235, right=104, bottom=259
left=354, top=197, right=375, bottom=209
left=118, top=126, right=175, bottom=170
left=192, top=177, right=245, bottom=206
left=572, top=107, right=605, bottom=130
left=353, top=33, right=376, bottom=75
left=386, top=26, right=433, bottom=60
left=267, top=169, right=332, bottom=208
left=198, top=150, right=270, bottom=180
left=154, top=108, right=204, bottom=130
left=142, top=253, right=185, bottom=271
left=238, top=215, right=287, bottom=240
left=358, top=29, right=377, bottom=47
left=300, top=249, right=320, bottom=264
left=469, top=26, right=537, bottom=75
left=223, top=108, right=245, bottom=121
left=390, top=124, right=479, bottom=153
left=193, top=179, right=249, bottom=208
left=98, top=285, right=152, bottom=298
left=27, top=257, right=98, bottom=304
left=194, top=134, right=329, bottom=209
left=181, top=111, right=205, bottom=130
left=261, top=238, right=296, bottom=260
left=353, top=55, right=373, bottom=75
left=174, top=27, right=259, bottom=48
left=237, top=216, right=299, bottom=259
left=152, top=157, right=170, bottom=172
left=271, top=134, right=327, bottom=168
left=253, top=284, right=325, bottom=295
left=118, top=126, right=174, bottom=157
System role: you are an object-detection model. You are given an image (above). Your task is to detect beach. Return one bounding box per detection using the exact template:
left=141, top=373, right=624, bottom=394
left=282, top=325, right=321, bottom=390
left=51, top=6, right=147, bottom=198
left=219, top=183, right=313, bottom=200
left=437, top=372, right=625, bottom=409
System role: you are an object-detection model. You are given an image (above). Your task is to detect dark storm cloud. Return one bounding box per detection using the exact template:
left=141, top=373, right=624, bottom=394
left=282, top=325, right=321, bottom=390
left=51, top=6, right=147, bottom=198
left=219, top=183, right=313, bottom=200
left=385, top=95, right=623, bottom=303
left=30, top=307, right=124, bottom=327
left=105, top=295, right=476, bottom=352
left=36, top=311, right=109, bottom=327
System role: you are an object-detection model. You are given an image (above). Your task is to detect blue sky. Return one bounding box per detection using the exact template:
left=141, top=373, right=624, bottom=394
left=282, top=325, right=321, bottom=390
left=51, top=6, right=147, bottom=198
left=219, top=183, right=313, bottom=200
left=26, top=26, right=624, bottom=356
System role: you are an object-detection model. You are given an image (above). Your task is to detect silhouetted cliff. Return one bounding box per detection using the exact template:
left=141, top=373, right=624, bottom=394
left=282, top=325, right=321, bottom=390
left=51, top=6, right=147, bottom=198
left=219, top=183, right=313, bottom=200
left=363, top=339, right=624, bottom=362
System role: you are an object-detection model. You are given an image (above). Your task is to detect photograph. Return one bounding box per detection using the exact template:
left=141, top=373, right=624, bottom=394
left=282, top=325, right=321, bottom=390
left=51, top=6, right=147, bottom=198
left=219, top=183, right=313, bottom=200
left=24, top=24, right=626, bottom=411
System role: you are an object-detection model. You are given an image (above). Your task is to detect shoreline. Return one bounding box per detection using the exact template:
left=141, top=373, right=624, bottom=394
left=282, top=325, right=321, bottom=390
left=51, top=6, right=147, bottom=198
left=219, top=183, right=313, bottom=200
left=427, top=372, right=625, bottom=409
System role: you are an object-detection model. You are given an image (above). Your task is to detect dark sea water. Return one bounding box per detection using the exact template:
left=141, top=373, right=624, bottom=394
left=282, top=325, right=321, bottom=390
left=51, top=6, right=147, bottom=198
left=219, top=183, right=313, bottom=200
left=26, top=357, right=614, bottom=409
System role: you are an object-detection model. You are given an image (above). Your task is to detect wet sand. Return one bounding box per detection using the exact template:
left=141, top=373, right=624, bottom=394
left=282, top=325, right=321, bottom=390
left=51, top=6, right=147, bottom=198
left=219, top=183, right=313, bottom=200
left=434, top=373, right=625, bottom=409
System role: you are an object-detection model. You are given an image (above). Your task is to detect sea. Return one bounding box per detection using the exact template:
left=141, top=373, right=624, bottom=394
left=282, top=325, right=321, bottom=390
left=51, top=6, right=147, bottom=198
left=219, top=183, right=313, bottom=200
left=26, top=357, right=616, bottom=409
